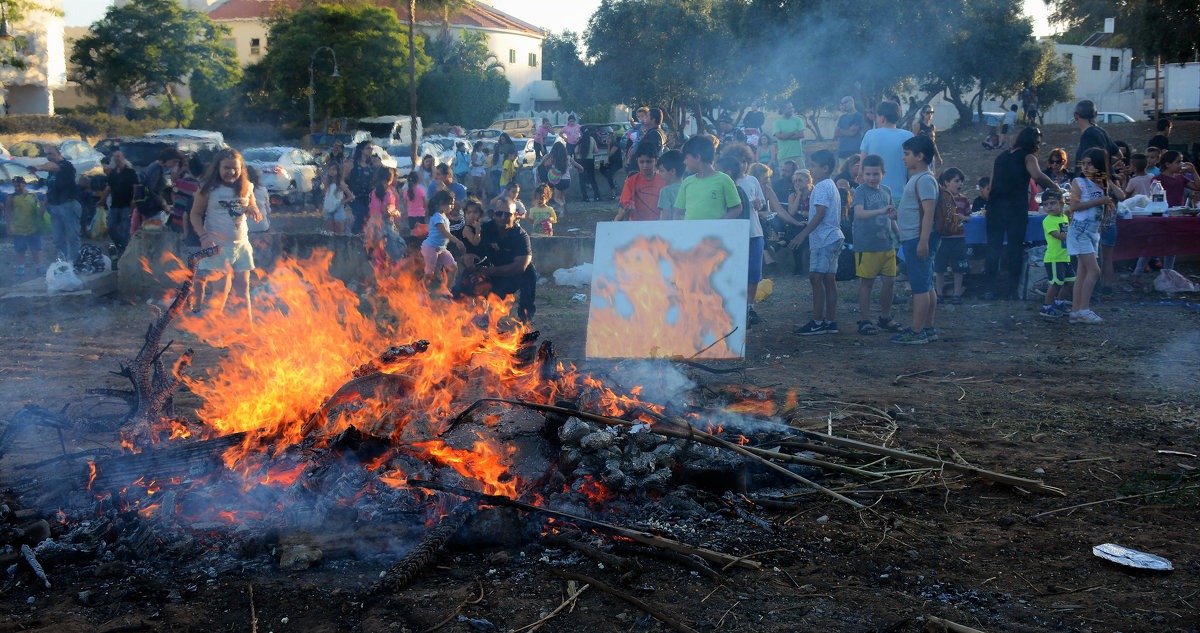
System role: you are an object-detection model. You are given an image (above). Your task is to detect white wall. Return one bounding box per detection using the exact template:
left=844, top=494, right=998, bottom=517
left=417, top=25, right=558, bottom=111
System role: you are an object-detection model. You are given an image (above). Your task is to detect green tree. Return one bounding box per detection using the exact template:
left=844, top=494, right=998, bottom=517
left=243, top=3, right=429, bottom=132
left=69, top=0, right=239, bottom=125
left=418, top=29, right=509, bottom=127
left=542, top=30, right=613, bottom=121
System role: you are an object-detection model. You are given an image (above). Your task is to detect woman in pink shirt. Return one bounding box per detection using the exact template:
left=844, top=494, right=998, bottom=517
left=561, top=115, right=582, bottom=157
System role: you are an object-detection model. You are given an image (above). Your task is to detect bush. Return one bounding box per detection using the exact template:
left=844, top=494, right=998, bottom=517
left=0, top=114, right=174, bottom=140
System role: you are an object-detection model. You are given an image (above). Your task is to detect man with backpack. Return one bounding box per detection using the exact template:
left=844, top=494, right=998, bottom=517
left=102, top=150, right=139, bottom=262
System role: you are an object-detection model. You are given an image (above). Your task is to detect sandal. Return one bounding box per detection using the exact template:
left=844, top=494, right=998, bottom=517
left=877, top=316, right=904, bottom=333
left=857, top=320, right=879, bottom=335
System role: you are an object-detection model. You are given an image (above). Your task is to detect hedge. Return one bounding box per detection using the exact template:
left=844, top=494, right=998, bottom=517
left=0, top=114, right=175, bottom=140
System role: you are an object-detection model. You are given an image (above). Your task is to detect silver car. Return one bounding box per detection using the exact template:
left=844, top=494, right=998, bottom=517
left=9, top=138, right=105, bottom=176
left=242, top=146, right=320, bottom=201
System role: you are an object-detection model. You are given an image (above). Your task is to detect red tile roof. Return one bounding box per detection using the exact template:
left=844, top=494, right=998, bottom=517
left=207, top=0, right=544, bottom=37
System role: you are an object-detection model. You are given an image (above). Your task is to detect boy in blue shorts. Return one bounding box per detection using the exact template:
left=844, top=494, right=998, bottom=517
left=891, top=135, right=940, bottom=344
left=1040, top=190, right=1074, bottom=317
left=851, top=154, right=902, bottom=335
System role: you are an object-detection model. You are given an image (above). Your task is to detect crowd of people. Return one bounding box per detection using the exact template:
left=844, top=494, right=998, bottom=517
left=7, top=95, right=1194, bottom=339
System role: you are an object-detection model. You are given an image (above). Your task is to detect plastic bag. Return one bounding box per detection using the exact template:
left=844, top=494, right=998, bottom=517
left=38, top=210, right=52, bottom=235
left=552, top=263, right=593, bottom=287
left=1153, top=270, right=1199, bottom=293
left=89, top=208, right=108, bottom=240
left=46, top=260, right=83, bottom=293
left=755, top=278, right=774, bottom=302
left=142, top=212, right=169, bottom=231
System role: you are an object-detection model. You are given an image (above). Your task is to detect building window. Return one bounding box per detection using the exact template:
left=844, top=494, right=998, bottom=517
left=509, top=49, right=516, bottom=64
left=222, top=38, right=236, bottom=53
left=250, top=38, right=261, bottom=55
left=528, top=53, right=537, bottom=67
left=1110, top=56, right=1119, bottom=71
left=1092, top=55, right=1101, bottom=70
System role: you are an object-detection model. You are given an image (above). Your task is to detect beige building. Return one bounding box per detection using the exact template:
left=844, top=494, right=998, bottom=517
left=0, top=0, right=68, bottom=115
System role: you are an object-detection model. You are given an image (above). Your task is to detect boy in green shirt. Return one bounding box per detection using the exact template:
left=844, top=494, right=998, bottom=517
left=656, top=150, right=684, bottom=221
left=5, top=177, right=45, bottom=275
left=672, top=136, right=741, bottom=221
left=1040, top=190, right=1073, bottom=318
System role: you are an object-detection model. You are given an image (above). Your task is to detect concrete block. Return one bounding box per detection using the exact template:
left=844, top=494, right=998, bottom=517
left=0, top=270, right=117, bottom=312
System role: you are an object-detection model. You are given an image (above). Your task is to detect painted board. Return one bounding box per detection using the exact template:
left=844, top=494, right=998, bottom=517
left=585, top=220, right=749, bottom=359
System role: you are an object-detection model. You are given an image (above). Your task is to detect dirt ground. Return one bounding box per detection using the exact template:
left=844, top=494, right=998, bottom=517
left=1, top=123, right=1199, bottom=633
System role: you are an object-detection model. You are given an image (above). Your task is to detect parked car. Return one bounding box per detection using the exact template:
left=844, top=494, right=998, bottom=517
left=348, top=142, right=399, bottom=172
left=488, top=117, right=537, bottom=138
left=1097, top=112, right=1136, bottom=124
left=145, top=128, right=226, bottom=146
left=475, top=137, right=538, bottom=170
left=466, top=128, right=501, bottom=141
left=971, top=112, right=1006, bottom=127
left=93, top=137, right=123, bottom=159
left=9, top=139, right=105, bottom=176
left=117, top=136, right=223, bottom=175
left=418, top=136, right=461, bottom=166
left=0, top=159, right=48, bottom=221
left=241, top=146, right=320, bottom=202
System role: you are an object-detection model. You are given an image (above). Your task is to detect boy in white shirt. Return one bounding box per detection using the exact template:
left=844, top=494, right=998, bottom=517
left=791, top=150, right=844, bottom=335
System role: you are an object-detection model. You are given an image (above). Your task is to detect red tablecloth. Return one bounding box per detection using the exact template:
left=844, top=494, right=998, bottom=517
left=1113, top=216, right=1200, bottom=260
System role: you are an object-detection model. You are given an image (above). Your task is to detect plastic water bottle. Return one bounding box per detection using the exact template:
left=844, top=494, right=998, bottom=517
left=1149, top=180, right=1167, bottom=215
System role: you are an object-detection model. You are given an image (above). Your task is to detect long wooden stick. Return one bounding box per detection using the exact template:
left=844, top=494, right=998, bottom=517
left=925, top=614, right=988, bottom=633
left=407, top=479, right=760, bottom=570
left=1029, top=483, right=1200, bottom=520
left=511, top=583, right=589, bottom=633
left=454, top=399, right=865, bottom=510
left=548, top=569, right=698, bottom=633
left=796, top=430, right=1067, bottom=497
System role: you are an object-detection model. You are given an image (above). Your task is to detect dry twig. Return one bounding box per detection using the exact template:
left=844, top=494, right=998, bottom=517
left=548, top=569, right=698, bottom=633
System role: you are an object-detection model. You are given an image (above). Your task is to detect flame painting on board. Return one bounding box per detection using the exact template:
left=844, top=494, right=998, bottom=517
left=586, top=220, right=749, bottom=359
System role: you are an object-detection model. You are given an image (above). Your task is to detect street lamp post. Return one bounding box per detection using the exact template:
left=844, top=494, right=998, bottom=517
left=309, top=46, right=340, bottom=136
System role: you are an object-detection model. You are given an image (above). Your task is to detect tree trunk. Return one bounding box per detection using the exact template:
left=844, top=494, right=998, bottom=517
left=802, top=111, right=823, bottom=141
left=943, top=83, right=974, bottom=130
left=409, top=0, right=419, bottom=166
left=163, top=83, right=183, bottom=128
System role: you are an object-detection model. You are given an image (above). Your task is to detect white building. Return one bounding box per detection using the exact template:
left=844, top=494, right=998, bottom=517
left=1043, top=43, right=1141, bottom=123
left=204, top=0, right=561, bottom=112
left=0, top=0, right=68, bottom=115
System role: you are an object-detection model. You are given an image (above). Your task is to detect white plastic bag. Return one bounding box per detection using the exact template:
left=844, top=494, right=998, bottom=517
left=1153, top=270, right=1199, bottom=293
left=552, top=263, right=593, bottom=287
left=46, top=260, right=83, bottom=293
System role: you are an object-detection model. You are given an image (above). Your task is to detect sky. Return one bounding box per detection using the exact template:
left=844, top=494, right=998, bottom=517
left=64, top=0, right=1055, bottom=35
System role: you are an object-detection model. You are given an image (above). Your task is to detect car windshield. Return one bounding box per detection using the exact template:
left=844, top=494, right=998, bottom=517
left=242, top=149, right=284, bottom=163
left=385, top=145, right=413, bottom=157
left=10, top=142, right=46, bottom=158
left=119, top=141, right=169, bottom=166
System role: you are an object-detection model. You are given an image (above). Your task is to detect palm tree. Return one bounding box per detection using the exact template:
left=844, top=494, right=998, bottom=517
left=407, top=0, right=470, bottom=165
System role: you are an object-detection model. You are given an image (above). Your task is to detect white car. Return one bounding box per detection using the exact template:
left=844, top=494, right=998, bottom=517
left=1097, top=112, right=1136, bottom=124
left=9, top=139, right=105, bottom=176
left=241, top=146, right=320, bottom=201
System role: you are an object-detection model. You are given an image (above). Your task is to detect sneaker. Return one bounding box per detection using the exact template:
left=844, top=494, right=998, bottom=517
left=824, top=321, right=838, bottom=334
left=15, top=265, right=24, bottom=275
left=877, top=316, right=904, bottom=333
left=747, top=307, right=763, bottom=326
left=796, top=320, right=826, bottom=335
left=950, top=295, right=963, bottom=305
left=889, top=328, right=928, bottom=344
left=1040, top=305, right=1063, bottom=318
left=922, top=327, right=938, bottom=341
left=1054, top=299, right=1071, bottom=310
left=1070, top=309, right=1103, bottom=324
